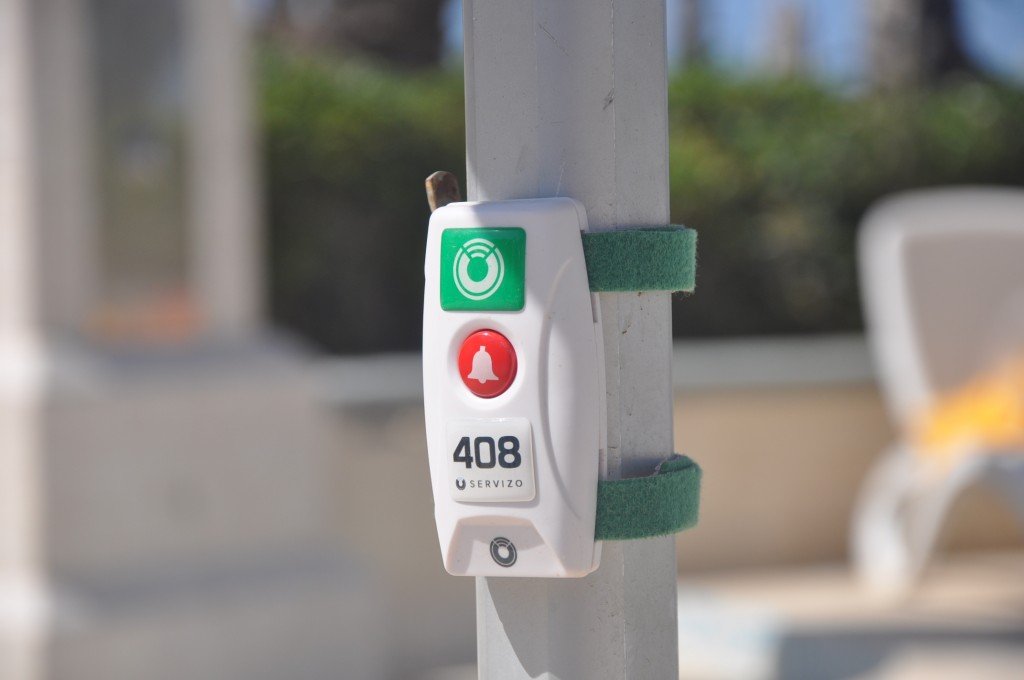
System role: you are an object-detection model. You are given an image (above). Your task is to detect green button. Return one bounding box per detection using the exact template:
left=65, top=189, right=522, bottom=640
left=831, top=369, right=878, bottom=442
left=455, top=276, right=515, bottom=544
left=440, top=227, right=525, bottom=311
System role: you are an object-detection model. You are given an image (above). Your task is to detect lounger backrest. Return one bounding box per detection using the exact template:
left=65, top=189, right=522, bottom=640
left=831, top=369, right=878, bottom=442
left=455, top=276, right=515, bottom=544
left=858, top=188, right=1024, bottom=424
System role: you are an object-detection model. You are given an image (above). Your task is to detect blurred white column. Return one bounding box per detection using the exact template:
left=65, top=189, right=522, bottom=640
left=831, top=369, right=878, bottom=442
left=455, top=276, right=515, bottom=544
left=186, top=0, right=262, bottom=338
left=0, top=0, right=99, bottom=342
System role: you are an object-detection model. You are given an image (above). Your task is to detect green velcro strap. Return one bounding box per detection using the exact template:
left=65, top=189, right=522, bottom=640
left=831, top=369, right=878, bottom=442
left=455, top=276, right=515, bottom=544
left=581, top=226, right=697, bottom=293
left=595, top=455, right=702, bottom=541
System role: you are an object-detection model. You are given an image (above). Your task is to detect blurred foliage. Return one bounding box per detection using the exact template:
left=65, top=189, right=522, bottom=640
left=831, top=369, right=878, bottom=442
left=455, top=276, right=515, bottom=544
left=668, top=71, right=1024, bottom=337
left=261, top=50, right=1024, bottom=353
left=262, top=51, right=463, bottom=353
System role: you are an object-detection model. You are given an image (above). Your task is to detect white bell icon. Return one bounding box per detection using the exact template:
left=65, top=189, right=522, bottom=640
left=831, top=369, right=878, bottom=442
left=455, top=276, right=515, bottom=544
left=468, top=346, right=500, bottom=384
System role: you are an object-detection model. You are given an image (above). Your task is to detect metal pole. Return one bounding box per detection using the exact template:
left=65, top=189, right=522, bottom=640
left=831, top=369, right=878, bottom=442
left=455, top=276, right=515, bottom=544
left=464, top=1, right=678, bottom=678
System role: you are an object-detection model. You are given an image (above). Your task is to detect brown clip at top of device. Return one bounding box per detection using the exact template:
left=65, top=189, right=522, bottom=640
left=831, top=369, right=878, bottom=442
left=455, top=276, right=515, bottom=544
left=425, top=171, right=462, bottom=213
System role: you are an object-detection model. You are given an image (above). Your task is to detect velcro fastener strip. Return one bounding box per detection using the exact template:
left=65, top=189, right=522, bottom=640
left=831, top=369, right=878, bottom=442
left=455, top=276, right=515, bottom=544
left=595, top=455, right=702, bottom=541
left=581, top=226, right=697, bottom=293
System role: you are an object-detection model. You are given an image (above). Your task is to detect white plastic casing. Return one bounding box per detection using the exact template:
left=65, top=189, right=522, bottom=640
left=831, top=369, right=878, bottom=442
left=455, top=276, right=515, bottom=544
left=423, top=198, right=605, bottom=577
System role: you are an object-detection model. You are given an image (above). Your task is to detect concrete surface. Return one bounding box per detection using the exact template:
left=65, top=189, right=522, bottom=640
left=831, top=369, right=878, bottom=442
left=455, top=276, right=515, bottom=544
left=410, top=551, right=1024, bottom=679
left=678, top=550, right=1024, bottom=679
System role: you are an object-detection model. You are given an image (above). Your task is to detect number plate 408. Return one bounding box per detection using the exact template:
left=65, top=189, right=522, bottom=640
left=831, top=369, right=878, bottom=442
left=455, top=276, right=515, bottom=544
left=445, top=418, right=535, bottom=503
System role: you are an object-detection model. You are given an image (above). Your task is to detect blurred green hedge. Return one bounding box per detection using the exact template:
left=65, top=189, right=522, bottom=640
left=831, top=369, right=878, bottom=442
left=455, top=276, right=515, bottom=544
left=262, top=50, right=1024, bottom=354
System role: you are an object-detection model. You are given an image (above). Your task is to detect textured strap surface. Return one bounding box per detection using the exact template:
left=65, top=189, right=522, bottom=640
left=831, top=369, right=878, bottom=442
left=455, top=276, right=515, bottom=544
left=595, top=455, right=702, bottom=541
left=584, top=228, right=701, bottom=539
left=581, top=226, right=697, bottom=293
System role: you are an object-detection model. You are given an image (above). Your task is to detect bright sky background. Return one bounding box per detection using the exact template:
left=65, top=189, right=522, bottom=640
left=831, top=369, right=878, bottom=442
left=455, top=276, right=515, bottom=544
left=444, top=0, right=1024, bottom=86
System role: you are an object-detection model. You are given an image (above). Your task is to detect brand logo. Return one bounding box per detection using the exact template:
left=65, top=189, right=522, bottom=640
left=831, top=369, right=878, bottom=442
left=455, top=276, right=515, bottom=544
left=455, top=477, right=467, bottom=491
left=489, top=537, right=517, bottom=568
left=440, top=228, right=525, bottom=312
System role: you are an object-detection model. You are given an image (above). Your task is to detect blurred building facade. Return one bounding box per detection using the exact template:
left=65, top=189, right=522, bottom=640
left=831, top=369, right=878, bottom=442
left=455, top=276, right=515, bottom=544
left=0, top=1, right=384, bottom=678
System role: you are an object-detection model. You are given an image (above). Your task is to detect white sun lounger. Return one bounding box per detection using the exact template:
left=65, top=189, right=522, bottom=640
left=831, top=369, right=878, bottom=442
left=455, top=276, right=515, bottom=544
left=852, top=187, right=1024, bottom=595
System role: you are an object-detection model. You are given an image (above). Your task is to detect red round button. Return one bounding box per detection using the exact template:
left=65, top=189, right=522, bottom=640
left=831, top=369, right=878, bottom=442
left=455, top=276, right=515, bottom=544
left=458, top=329, right=517, bottom=398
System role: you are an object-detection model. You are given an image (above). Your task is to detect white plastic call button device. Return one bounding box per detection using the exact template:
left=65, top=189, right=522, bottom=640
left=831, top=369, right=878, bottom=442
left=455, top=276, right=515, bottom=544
left=423, top=198, right=605, bottom=577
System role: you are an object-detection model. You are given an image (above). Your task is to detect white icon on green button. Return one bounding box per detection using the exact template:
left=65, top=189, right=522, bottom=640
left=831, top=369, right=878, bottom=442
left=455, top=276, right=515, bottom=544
left=454, top=238, right=505, bottom=300
left=441, top=228, right=525, bottom=311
